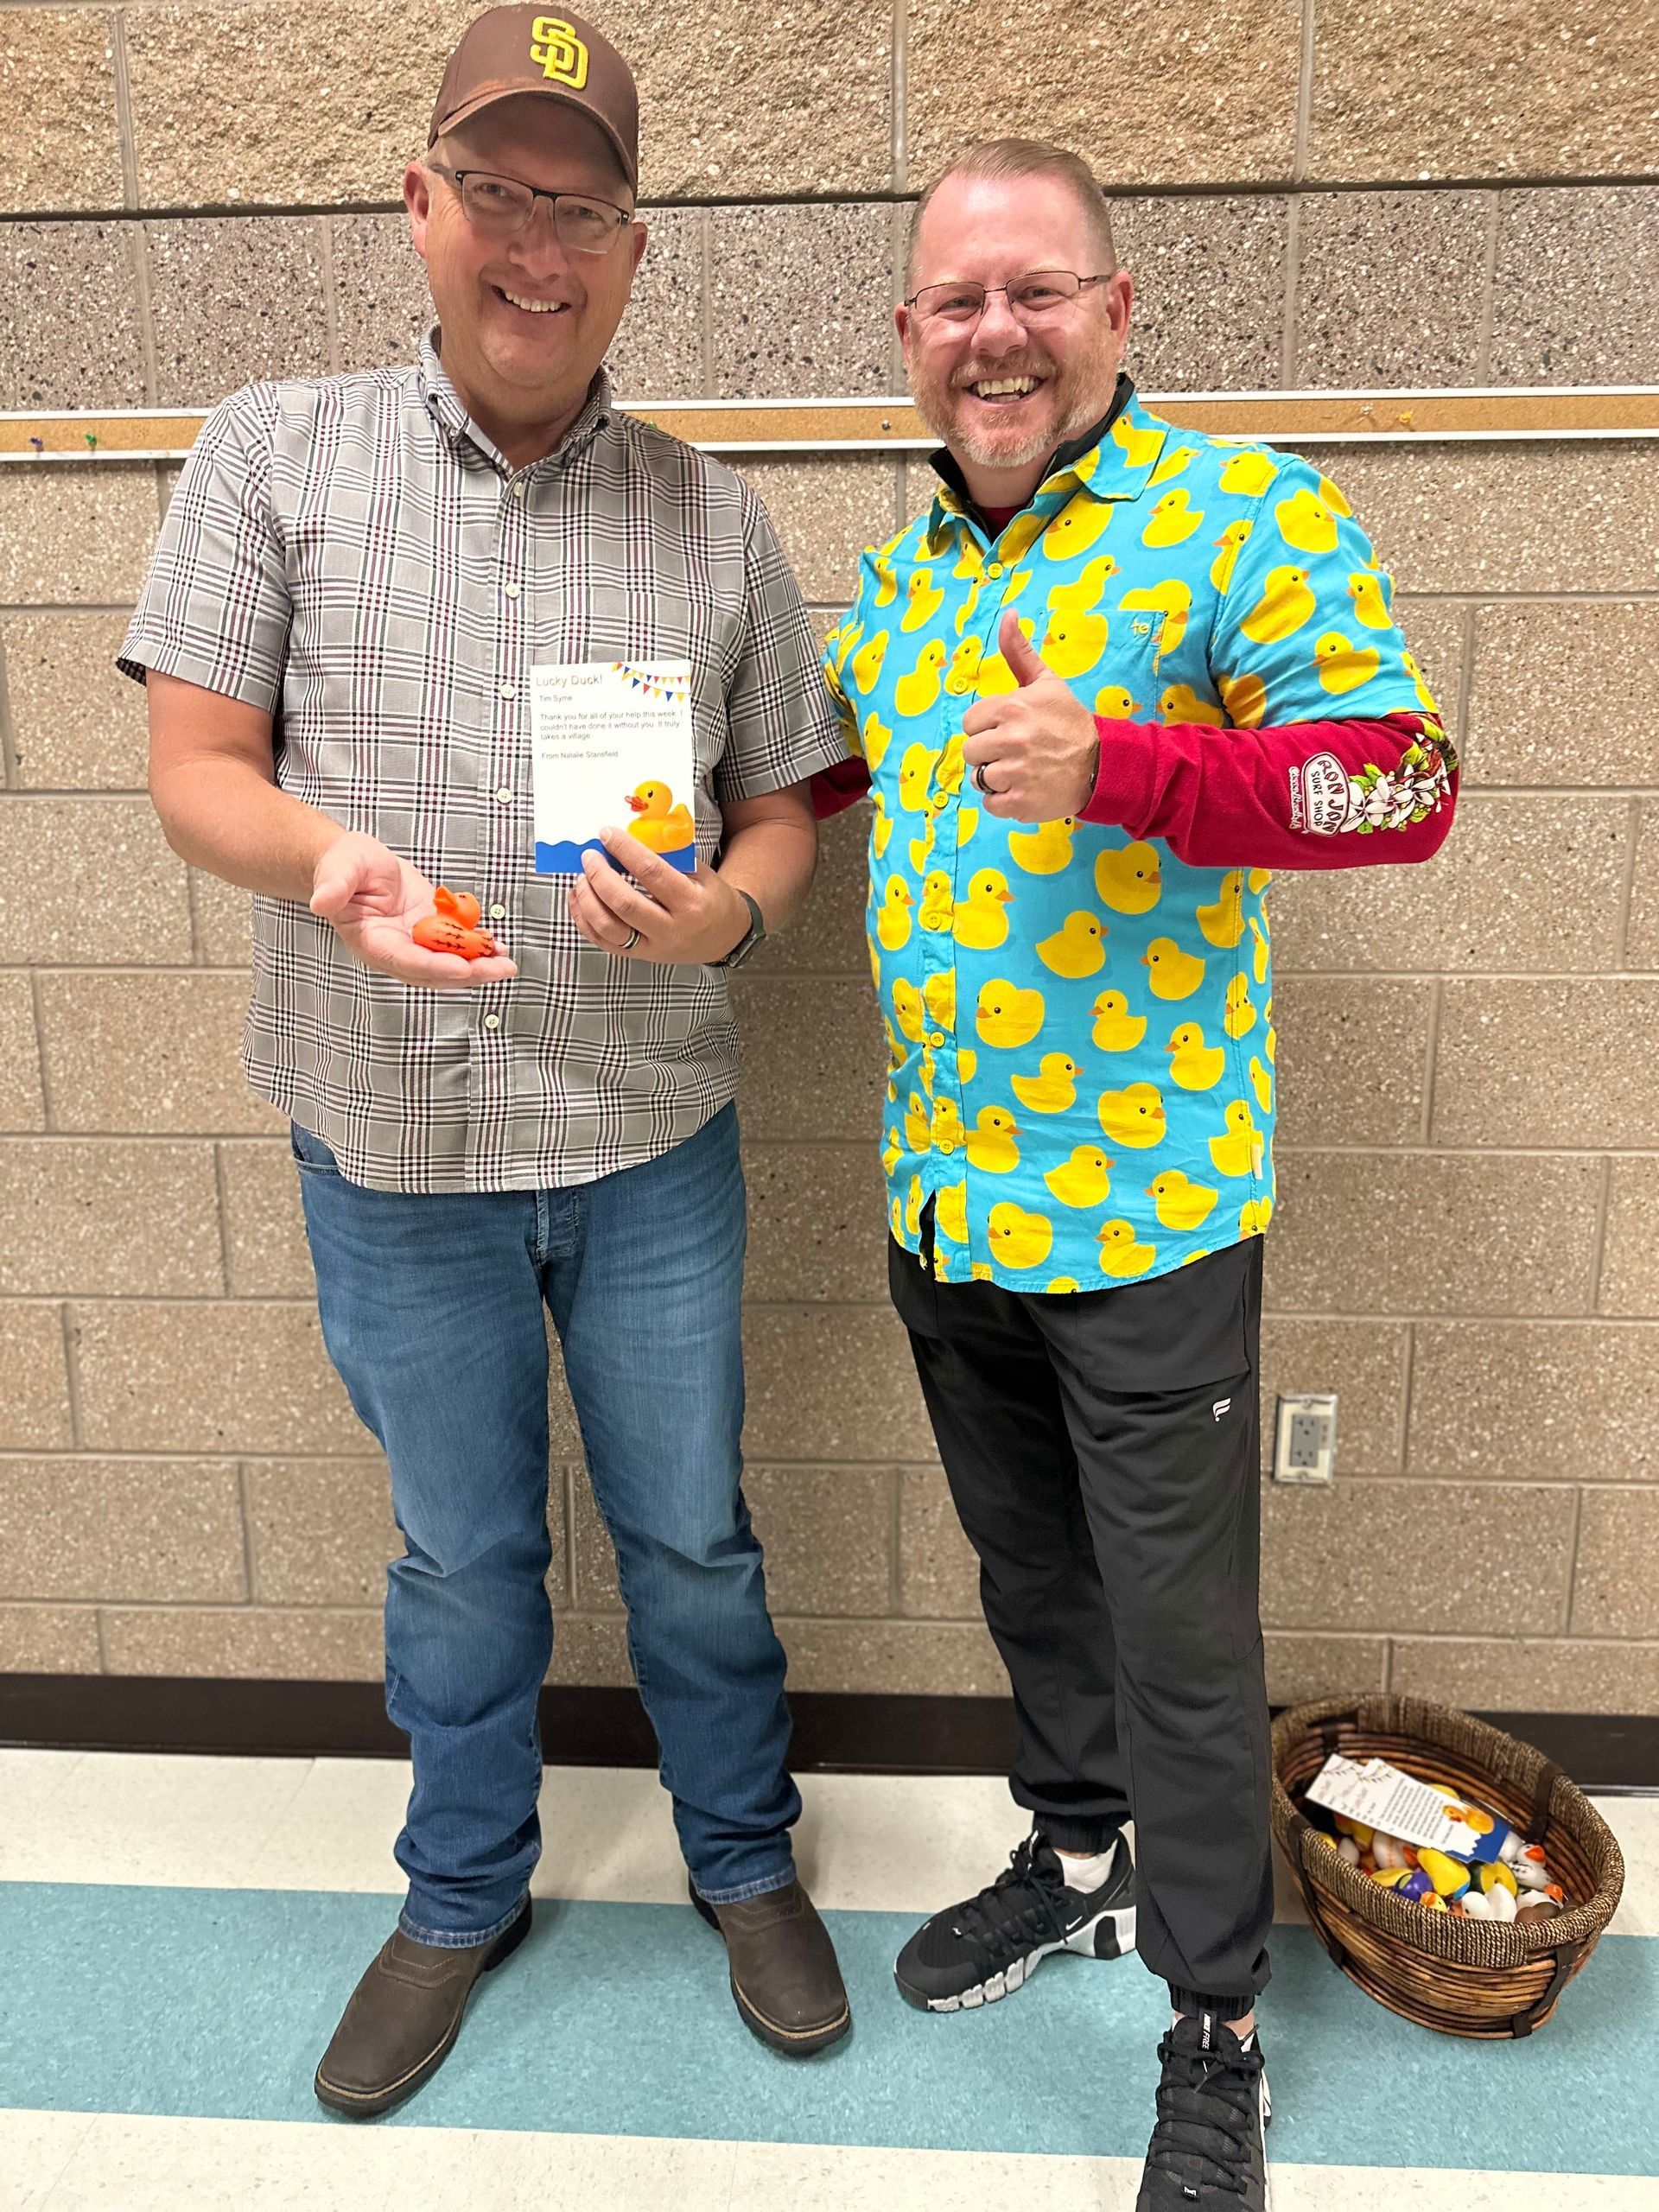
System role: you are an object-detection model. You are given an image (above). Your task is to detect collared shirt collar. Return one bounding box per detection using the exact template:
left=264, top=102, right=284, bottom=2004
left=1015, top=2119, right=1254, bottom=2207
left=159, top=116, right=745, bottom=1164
left=923, top=373, right=1167, bottom=555
left=416, top=324, right=613, bottom=475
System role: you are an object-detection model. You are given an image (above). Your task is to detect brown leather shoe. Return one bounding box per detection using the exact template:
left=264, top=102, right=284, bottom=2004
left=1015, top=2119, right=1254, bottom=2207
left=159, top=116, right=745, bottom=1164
left=314, top=1899, right=531, bottom=2118
left=692, top=1878, right=850, bottom=2056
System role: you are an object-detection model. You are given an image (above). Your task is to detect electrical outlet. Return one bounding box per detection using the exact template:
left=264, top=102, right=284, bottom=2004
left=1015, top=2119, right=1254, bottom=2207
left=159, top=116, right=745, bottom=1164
left=1273, top=1393, right=1338, bottom=1485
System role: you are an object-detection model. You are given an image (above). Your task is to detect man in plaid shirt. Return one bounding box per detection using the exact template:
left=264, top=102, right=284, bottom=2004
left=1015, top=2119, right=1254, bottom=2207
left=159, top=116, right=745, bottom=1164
left=124, top=5, right=851, bottom=2113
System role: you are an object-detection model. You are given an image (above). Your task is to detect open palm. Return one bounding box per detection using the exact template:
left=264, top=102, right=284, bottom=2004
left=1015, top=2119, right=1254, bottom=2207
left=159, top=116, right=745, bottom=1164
left=310, top=833, right=518, bottom=989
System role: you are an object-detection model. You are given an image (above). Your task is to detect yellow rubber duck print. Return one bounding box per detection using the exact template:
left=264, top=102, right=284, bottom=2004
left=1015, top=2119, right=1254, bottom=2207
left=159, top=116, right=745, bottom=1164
left=900, top=568, right=945, bottom=632
left=999, top=511, right=1049, bottom=565
left=890, top=977, right=929, bottom=1044
left=871, top=556, right=899, bottom=608
left=1238, top=1196, right=1274, bottom=1236
left=1209, top=1099, right=1264, bottom=1179
left=922, top=970, right=956, bottom=1032
left=944, top=636, right=983, bottom=695
left=897, top=741, right=941, bottom=812
left=906, top=809, right=936, bottom=877
left=1210, top=520, right=1253, bottom=591
left=1046, top=1275, right=1083, bottom=1293
left=1095, top=841, right=1162, bottom=915
left=850, top=630, right=888, bottom=694
left=1045, top=1145, right=1115, bottom=1209
left=1094, top=684, right=1141, bottom=718
left=1143, top=937, right=1205, bottom=1001
left=1249, top=1054, right=1273, bottom=1111
left=1166, top=1021, right=1225, bottom=1091
left=1223, top=973, right=1256, bottom=1038
left=1039, top=613, right=1108, bottom=679
left=936, top=1181, right=969, bottom=1243
left=1141, top=488, right=1205, bottom=549
left=918, top=868, right=955, bottom=934
left=954, top=869, right=1014, bottom=950
left=1036, top=909, right=1108, bottom=979
left=1317, top=474, right=1352, bottom=516
left=952, top=535, right=985, bottom=581
left=1248, top=914, right=1269, bottom=983
left=904, top=1175, right=925, bottom=1238
left=904, top=1090, right=932, bottom=1153
left=1217, top=449, right=1278, bottom=498
left=931, top=1095, right=964, bottom=1154
left=988, top=1202, right=1053, bottom=1271
left=1347, top=569, right=1393, bottom=630
left=936, top=734, right=966, bottom=798
left=1160, top=683, right=1224, bottom=727
left=1147, top=1169, right=1219, bottom=1232
left=875, top=877, right=914, bottom=950
left=894, top=638, right=949, bottom=718
left=1239, top=567, right=1316, bottom=645
left=1007, top=817, right=1076, bottom=875
left=1313, top=631, right=1382, bottom=695
left=870, top=791, right=893, bottom=859
left=1046, top=554, right=1120, bottom=614
left=1274, top=486, right=1339, bottom=556
left=1247, top=867, right=1273, bottom=895
left=1118, top=581, right=1192, bottom=658
left=1097, top=1082, right=1168, bottom=1148
left=831, top=621, right=862, bottom=674
left=1097, top=1219, right=1156, bottom=1280
left=1197, top=870, right=1246, bottom=949
left=880, top=1127, right=903, bottom=1177
left=1112, top=416, right=1164, bottom=470
left=861, top=712, right=893, bottom=772
left=1090, top=991, right=1147, bottom=1052
left=918, top=1041, right=938, bottom=1099
left=958, top=1047, right=977, bottom=1081
left=1264, top=1015, right=1276, bottom=1065
left=966, top=1105, right=1020, bottom=1174
left=976, top=980, right=1046, bottom=1050
left=1217, top=672, right=1268, bottom=728
left=1148, top=442, right=1200, bottom=486
left=1011, top=1052, right=1080, bottom=1114
left=1402, top=651, right=1440, bottom=715
left=953, top=581, right=983, bottom=638
left=958, top=806, right=980, bottom=844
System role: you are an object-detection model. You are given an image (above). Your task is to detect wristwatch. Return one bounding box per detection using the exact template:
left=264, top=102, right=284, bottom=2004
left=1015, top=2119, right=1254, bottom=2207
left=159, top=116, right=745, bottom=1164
left=717, top=888, right=766, bottom=969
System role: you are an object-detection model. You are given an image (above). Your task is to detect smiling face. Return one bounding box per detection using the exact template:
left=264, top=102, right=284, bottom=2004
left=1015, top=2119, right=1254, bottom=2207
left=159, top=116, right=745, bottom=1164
left=404, top=95, right=645, bottom=461
left=899, top=171, right=1132, bottom=503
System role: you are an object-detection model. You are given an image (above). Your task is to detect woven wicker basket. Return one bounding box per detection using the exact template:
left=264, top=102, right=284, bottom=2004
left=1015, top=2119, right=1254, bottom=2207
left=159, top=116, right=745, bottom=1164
left=1272, top=1694, right=1624, bottom=2038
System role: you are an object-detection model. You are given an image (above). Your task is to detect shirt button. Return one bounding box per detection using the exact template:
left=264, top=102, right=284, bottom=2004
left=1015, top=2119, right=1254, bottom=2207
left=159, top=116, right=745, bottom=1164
left=499, top=681, right=515, bottom=700
left=987, top=563, right=1004, bottom=578
left=511, top=481, right=526, bottom=500
left=503, top=582, right=522, bottom=600
left=495, top=786, right=513, bottom=804
left=483, top=1014, right=500, bottom=1031
left=489, top=902, right=505, bottom=920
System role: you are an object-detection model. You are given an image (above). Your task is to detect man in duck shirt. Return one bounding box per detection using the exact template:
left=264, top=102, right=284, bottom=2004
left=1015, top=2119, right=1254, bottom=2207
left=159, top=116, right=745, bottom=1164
left=820, top=138, right=1456, bottom=2210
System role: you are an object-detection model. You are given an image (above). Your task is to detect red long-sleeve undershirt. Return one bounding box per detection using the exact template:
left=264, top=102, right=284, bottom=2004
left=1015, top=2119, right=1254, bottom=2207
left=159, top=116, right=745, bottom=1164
left=812, top=711, right=1458, bottom=872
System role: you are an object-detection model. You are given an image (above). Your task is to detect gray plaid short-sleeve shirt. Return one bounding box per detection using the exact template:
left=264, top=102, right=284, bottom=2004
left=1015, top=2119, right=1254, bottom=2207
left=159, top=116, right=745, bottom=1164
left=120, top=335, right=847, bottom=1193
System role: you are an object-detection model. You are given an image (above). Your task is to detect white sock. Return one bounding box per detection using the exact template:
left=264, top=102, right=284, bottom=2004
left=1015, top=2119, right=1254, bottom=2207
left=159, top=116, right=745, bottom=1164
left=1053, top=1840, right=1118, bottom=1893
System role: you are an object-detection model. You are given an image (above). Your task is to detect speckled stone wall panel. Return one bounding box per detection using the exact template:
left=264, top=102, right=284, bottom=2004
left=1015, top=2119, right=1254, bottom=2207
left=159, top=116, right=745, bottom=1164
left=748, top=804, right=870, bottom=978
left=1, top=11, right=124, bottom=215
left=3, top=614, right=149, bottom=791
left=743, top=1142, right=889, bottom=1303
left=1307, top=0, right=1659, bottom=182
left=1629, top=804, right=1659, bottom=971
left=0, top=1305, right=73, bottom=1449
left=144, top=218, right=331, bottom=406
left=777, top=1616, right=1004, bottom=1696
left=0, top=1139, right=223, bottom=1298
left=0, top=225, right=147, bottom=410
left=1261, top=1478, right=1575, bottom=1637
left=741, top=1303, right=935, bottom=1463
left=605, top=208, right=706, bottom=401
left=906, top=0, right=1301, bottom=190
left=1389, top=599, right=1466, bottom=740
left=72, top=1299, right=365, bottom=1454
left=0, top=1606, right=101, bottom=1672
left=1465, top=601, right=1659, bottom=787
left=330, top=214, right=430, bottom=373
left=1321, top=442, right=1659, bottom=596
left=1573, top=1489, right=1659, bottom=1638
left=1409, top=1322, right=1659, bottom=1484
left=1431, top=979, right=1659, bottom=1147
left=734, top=458, right=898, bottom=605
left=0, top=797, right=192, bottom=966
left=709, top=206, right=896, bottom=401
left=0, top=467, right=158, bottom=606
left=1255, top=1318, right=1410, bottom=1474
left=1266, top=796, right=1630, bottom=975
left=1391, top=1637, right=1659, bottom=1715
left=0, top=976, right=46, bottom=1134
left=219, top=1140, right=315, bottom=1297
left=1489, top=188, right=1659, bottom=385
left=36, top=973, right=275, bottom=1135
left=545, top=1614, right=633, bottom=1687
left=1293, top=193, right=1492, bottom=388
left=729, top=976, right=885, bottom=1141
left=747, top=1466, right=896, bottom=1617
left=1269, top=976, right=1433, bottom=1146
left=1264, top=1634, right=1389, bottom=1705
left=0, top=1456, right=245, bottom=1602
left=1109, top=196, right=1287, bottom=394
left=1600, top=1160, right=1659, bottom=1319
left=897, top=1465, right=980, bottom=1618
left=101, top=1604, right=384, bottom=1678
left=191, top=872, right=256, bottom=967
left=568, top=1470, right=622, bottom=1611
left=1268, top=1152, right=1602, bottom=1317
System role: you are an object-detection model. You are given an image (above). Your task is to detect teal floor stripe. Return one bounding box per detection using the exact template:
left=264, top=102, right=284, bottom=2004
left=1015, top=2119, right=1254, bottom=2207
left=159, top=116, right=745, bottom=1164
left=1, top=1885, right=1654, bottom=2174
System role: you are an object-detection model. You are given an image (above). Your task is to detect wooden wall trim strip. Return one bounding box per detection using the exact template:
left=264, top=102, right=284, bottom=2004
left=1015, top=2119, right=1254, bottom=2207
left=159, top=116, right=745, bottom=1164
left=3, top=387, right=1658, bottom=460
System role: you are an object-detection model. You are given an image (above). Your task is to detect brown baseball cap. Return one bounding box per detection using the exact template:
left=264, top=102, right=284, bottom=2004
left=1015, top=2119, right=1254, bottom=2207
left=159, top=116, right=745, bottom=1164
left=428, top=8, right=639, bottom=191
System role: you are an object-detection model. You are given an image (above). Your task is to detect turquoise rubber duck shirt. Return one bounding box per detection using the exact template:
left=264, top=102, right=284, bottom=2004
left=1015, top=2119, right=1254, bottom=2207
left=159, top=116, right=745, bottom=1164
left=824, top=391, right=1431, bottom=1293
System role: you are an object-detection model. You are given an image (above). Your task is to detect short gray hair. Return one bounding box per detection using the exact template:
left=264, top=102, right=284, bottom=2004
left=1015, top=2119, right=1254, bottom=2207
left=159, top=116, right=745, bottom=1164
left=907, top=139, right=1117, bottom=293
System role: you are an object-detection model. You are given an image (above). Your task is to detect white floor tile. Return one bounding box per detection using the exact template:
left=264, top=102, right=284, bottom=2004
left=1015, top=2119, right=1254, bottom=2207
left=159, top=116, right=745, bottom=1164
left=0, top=2110, right=95, bottom=2212
left=0, top=1753, right=314, bottom=1890
left=1599, top=1796, right=1659, bottom=1937
left=728, top=2140, right=1139, bottom=2209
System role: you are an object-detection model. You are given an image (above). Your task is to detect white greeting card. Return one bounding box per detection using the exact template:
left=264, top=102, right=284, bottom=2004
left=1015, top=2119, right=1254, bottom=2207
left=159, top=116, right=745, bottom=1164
left=531, top=660, right=697, bottom=874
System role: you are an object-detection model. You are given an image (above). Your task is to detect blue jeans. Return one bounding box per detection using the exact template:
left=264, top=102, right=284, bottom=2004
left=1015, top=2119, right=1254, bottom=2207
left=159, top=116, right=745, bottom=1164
left=291, top=1103, right=799, bottom=1946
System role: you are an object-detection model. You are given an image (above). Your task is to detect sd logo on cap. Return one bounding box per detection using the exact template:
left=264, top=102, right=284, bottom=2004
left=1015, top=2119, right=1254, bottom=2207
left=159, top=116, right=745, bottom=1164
left=428, top=5, right=638, bottom=188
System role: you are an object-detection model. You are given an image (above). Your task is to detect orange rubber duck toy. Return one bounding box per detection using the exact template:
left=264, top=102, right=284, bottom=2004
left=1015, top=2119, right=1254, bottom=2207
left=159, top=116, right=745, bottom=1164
left=412, top=886, right=499, bottom=961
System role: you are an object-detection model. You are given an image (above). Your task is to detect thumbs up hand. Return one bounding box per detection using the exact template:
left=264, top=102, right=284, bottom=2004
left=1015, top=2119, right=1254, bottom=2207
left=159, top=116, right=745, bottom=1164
left=960, top=610, right=1102, bottom=823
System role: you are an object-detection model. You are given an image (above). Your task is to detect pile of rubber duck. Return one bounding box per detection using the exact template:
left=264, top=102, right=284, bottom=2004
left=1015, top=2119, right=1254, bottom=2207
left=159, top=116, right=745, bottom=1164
left=1313, top=1802, right=1568, bottom=1926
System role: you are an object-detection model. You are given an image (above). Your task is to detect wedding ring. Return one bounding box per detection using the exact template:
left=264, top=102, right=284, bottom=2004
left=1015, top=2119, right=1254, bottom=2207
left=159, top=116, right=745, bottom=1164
left=621, top=926, right=641, bottom=951
left=973, top=763, right=991, bottom=795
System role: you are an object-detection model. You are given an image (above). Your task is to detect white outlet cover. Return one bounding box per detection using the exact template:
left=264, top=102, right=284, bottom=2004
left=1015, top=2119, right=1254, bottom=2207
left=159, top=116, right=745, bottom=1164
left=1273, top=1391, right=1338, bottom=1485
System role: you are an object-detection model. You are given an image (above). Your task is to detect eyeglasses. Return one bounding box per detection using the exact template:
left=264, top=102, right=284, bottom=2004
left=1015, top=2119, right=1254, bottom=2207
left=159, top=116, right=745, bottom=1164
left=426, top=163, right=632, bottom=255
left=905, top=269, right=1114, bottom=327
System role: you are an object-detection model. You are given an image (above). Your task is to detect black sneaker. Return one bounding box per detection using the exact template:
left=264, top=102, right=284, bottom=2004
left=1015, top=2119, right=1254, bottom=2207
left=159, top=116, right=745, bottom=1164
left=1137, top=2010, right=1271, bottom=2209
left=893, top=1830, right=1135, bottom=2012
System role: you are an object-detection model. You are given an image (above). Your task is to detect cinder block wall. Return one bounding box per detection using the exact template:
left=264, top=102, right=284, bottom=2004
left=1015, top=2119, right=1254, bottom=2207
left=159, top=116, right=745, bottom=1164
left=2, top=0, right=1656, bottom=1714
